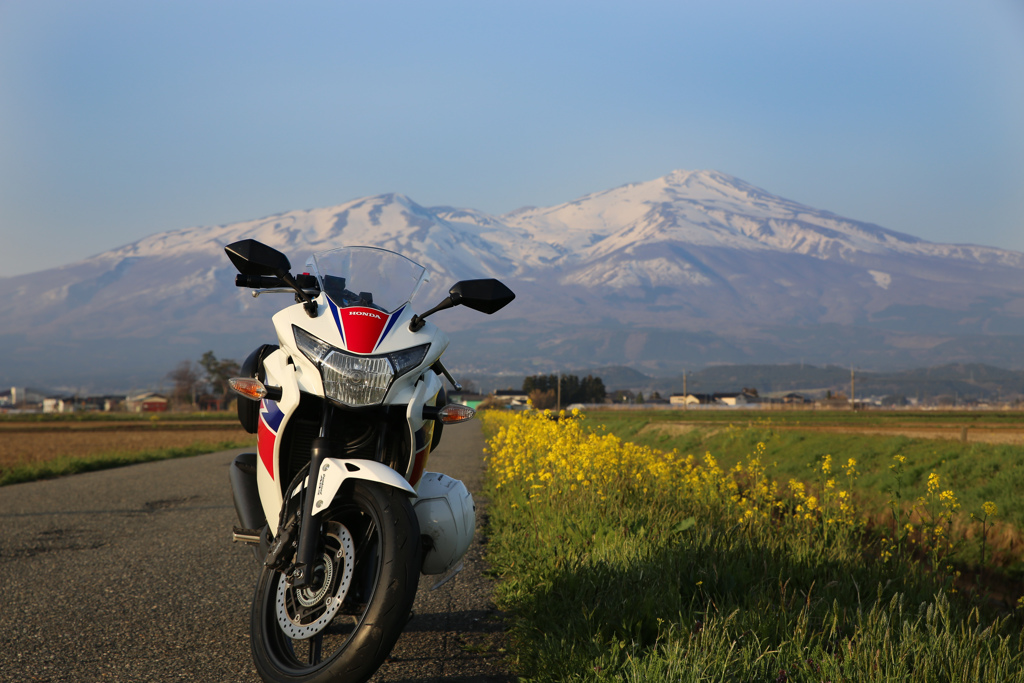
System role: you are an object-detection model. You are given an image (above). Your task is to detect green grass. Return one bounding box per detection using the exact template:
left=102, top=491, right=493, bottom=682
left=487, top=494, right=1024, bottom=682
left=0, top=440, right=251, bottom=486
left=591, top=408, right=1024, bottom=428
left=481, top=411, right=1024, bottom=682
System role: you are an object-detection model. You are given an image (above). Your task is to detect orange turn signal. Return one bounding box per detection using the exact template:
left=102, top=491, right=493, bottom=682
left=437, top=403, right=475, bottom=424
left=228, top=377, right=267, bottom=400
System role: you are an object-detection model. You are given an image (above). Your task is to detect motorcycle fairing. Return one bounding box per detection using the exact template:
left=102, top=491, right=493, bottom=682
left=273, top=297, right=450, bottom=405
left=325, top=298, right=347, bottom=346
left=257, top=350, right=300, bottom=533
left=404, top=372, right=442, bottom=485
left=257, top=400, right=285, bottom=480
left=325, top=299, right=408, bottom=354
left=408, top=426, right=431, bottom=488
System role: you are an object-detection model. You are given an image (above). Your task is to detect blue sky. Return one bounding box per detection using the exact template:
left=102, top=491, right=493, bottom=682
left=1, top=0, right=1022, bottom=277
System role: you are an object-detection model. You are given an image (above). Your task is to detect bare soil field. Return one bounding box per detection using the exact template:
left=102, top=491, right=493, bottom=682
left=0, top=419, right=240, bottom=430
left=0, top=420, right=255, bottom=470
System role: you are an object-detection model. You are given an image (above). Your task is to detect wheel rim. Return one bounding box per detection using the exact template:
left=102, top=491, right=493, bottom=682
left=260, top=500, right=384, bottom=672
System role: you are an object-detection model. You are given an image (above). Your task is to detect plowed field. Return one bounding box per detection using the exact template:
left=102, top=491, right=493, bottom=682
left=0, top=420, right=255, bottom=470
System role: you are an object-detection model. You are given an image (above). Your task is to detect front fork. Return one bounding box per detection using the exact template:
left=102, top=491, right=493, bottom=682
left=291, top=405, right=334, bottom=590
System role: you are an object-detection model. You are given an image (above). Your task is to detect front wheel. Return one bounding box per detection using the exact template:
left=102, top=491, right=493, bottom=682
left=250, top=481, right=421, bottom=683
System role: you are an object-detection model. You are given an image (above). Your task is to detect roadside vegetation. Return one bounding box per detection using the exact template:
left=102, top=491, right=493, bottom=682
left=481, top=409, right=1024, bottom=681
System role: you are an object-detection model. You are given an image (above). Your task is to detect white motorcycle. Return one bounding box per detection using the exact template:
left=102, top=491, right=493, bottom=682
left=223, top=239, right=514, bottom=683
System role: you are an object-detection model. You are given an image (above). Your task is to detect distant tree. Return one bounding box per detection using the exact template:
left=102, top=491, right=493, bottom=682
left=636, top=392, right=645, bottom=404
left=580, top=375, right=606, bottom=404
left=167, top=360, right=201, bottom=410
left=651, top=391, right=662, bottom=400
left=528, top=389, right=557, bottom=410
left=561, top=375, right=581, bottom=405
left=524, top=374, right=559, bottom=404
left=199, top=351, right=241, bottom=411
left=523, top=375, right=551, bottom=394
left=523, top=373, right=606, bottom=406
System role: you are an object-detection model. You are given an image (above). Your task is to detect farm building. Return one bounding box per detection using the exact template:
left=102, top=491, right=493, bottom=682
left=126, top=392, right=169, bottom=413
left=491, top=389, right=529, bottom=408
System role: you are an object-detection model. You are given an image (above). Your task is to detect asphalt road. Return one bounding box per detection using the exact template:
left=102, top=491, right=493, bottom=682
left=0, top=420, right=510, bottom=683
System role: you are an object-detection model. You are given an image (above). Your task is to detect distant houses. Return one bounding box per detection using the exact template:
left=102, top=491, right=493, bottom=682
left=670, top=390, right=762, bottom=406
left=2, top=387, right=125, bottom=413
left=2, top=387, right=47, bottom=408
left=667, top=390, right=813, bottom=407
left=478, top=386, right=817, bottom=409
left=1, top=387, right=165, bottom=413
left=670, top=392, right=712, bottom=406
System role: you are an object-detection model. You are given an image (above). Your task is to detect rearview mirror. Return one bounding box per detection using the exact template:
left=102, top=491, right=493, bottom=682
left=449, top=279, right=516, bottom=314
left=225, top=239, right=292, bottom=277
left=409, top=278, right=516, bottom=331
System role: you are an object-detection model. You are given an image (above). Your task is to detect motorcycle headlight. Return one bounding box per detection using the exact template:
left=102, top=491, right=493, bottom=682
left=293, top=326, right=429, bottom=407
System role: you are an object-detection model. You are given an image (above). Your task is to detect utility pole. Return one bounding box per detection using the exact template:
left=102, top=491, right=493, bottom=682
left=683, top=370, right=688, bottom=411
left=850, top=366, right=855, bottom=411
left=557, top=371, right=561, bottom=411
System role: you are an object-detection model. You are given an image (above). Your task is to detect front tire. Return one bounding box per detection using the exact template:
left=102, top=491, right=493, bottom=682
left=250, top=481, right=420, bottom=683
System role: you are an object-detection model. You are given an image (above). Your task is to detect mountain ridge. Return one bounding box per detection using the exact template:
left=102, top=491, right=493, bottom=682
left=2, top=169, right=1023, bottom=391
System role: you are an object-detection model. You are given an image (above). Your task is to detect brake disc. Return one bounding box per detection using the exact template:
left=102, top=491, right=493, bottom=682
left=275, top=522, right=355, bottom=640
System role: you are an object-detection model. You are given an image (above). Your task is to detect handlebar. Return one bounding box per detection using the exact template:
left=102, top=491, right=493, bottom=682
left=235, top=274, right=319, bottom=290
left=235, top=274, right=282, bottom=288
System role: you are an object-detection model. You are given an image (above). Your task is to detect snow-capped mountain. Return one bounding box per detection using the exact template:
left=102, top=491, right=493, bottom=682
left=507, top=169, right=1023, bottom=305
left=3, top=170, right=1024, bottom=391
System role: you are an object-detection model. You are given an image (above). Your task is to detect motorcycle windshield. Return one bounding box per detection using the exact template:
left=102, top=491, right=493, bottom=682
left=309, top=247, right=427, bottom=314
